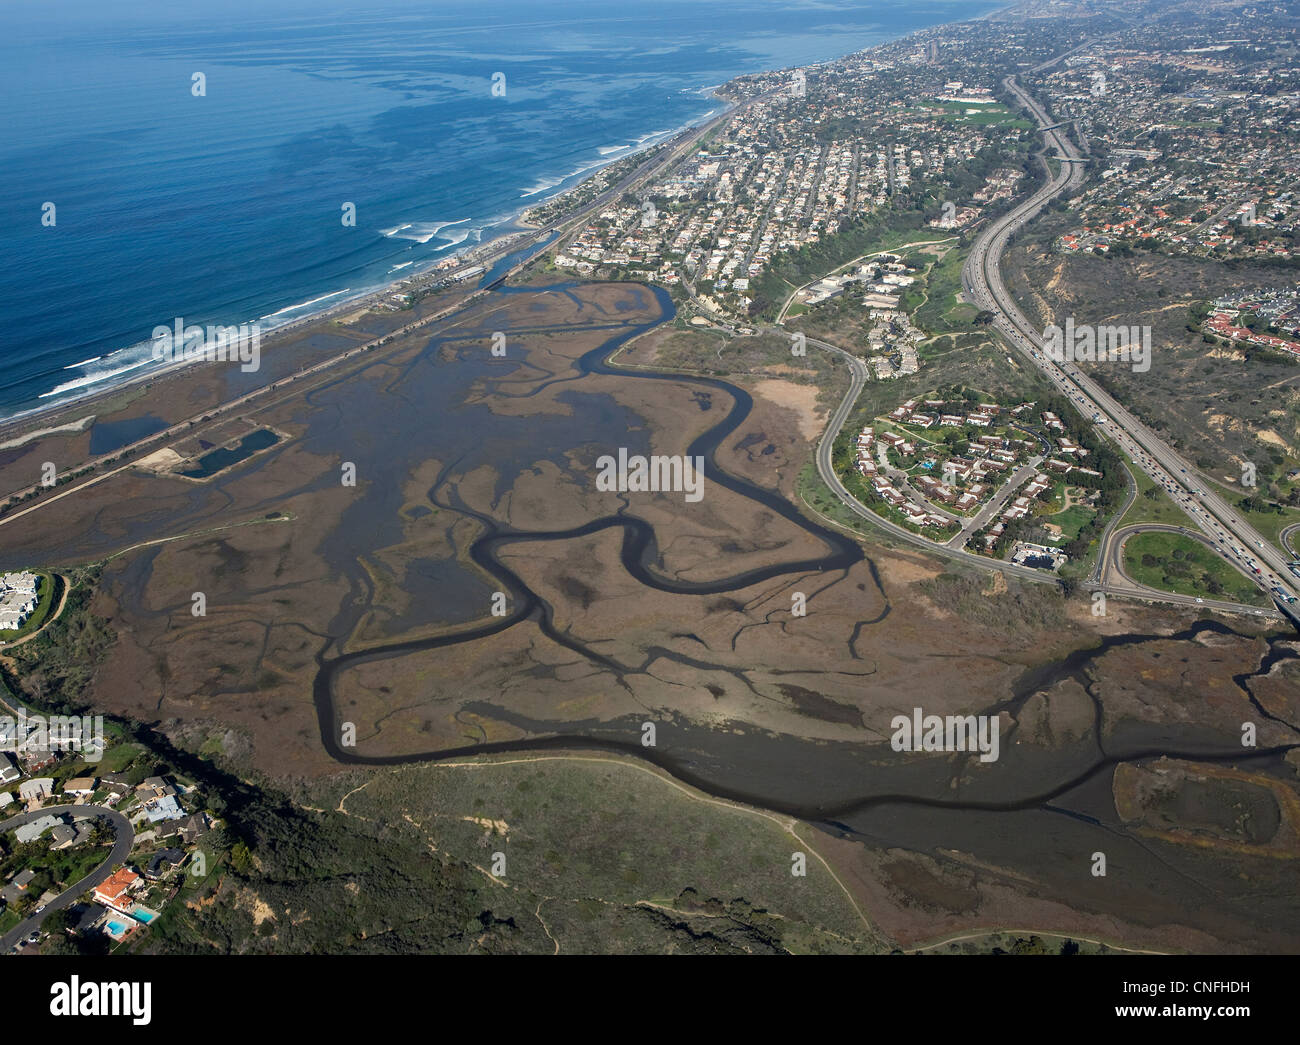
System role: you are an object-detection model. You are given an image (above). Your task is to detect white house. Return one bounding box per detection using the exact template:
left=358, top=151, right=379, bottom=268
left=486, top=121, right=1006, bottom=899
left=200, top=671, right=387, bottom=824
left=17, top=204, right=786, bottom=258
left=18, top=777, right=54, bottom=802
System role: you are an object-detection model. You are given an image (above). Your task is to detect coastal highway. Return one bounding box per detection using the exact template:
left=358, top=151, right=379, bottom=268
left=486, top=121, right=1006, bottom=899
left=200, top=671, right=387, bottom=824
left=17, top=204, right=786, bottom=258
left=960, top=72, right=1291, bottom=618
left=0, top=804, right=133, bottom=954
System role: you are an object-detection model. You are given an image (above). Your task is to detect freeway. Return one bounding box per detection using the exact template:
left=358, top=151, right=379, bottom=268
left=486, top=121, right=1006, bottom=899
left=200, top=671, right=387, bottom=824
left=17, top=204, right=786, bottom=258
left=960, top=72, right=1291, bottom=620
left=669, top=71, right=1282, bottom=617
left=0, top=803, right=133, bottom=954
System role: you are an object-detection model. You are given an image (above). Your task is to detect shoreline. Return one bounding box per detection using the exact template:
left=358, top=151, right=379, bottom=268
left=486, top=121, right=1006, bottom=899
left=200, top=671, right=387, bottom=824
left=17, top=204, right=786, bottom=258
left=1, top=3, right=999, bottom=436
left=0, top=108, right=723, bottom=437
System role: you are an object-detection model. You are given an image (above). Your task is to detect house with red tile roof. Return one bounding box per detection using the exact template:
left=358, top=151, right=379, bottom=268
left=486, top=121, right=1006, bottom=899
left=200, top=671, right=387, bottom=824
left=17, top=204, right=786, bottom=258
left=93, top=867, right=141, bottom=913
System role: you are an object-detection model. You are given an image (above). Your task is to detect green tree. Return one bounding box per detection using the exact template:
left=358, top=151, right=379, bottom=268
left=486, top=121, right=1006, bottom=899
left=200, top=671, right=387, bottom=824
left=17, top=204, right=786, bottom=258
left=44, top=906, right=74, bottom=934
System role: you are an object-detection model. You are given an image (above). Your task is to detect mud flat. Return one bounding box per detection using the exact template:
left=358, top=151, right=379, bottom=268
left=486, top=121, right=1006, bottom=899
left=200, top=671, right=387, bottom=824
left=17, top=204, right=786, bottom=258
left=2, top=277, right=1298, bottom=951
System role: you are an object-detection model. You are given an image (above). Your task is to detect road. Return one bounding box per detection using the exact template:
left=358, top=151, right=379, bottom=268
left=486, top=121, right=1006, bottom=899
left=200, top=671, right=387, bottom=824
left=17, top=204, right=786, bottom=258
left=1099, top=523, right=1270, bottom=616
left=944, top=457, right=1043, bottom=550
left=0, top=803, right=133, bottom=953
left=1090, top=457, right=1137, bottom=585
left=960, top=72, right=1289, bottom=620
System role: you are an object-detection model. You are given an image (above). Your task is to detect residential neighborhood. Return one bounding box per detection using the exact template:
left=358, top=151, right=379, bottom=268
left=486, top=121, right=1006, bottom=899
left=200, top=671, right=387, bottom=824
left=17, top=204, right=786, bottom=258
left=1201, top=286, right=1300, bottom=359
left=531, top=37, right=1037, bottom=322
left=842, top=390, right=1111, bottom=569
left=1040, top=24, right=1300, bottom=265
left=0, top=572, right=41, bottom=633
left=0, top=709, right=218, bottom=954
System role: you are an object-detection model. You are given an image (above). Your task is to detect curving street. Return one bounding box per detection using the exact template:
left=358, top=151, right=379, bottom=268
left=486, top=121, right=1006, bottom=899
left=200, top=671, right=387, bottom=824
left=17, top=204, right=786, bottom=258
left=1099, top=523, right=1269, bottom=615
left=0, top=803, right=133, bottom=954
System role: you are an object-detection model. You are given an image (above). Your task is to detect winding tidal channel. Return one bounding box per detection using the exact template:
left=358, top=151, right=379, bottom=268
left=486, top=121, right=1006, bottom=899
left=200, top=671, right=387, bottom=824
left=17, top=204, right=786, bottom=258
left=310, top=284, right=1299, bottom=848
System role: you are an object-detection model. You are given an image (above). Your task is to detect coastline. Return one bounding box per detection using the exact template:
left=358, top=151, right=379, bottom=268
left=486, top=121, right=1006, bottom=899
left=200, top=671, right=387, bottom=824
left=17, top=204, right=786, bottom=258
left=1, top=3, right=998, bottom=437
left=0, top=98, right=730, bottom=437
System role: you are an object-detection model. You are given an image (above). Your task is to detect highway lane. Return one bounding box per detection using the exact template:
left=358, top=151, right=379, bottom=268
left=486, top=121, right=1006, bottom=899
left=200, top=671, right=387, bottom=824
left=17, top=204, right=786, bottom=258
left=0, top=804, right=133, bottom=954
left=961, top=72, right=1290, bottom=620
left=668, top=74, right=1280, bottom=617
left=1090, top=456, right=1137, bottom=584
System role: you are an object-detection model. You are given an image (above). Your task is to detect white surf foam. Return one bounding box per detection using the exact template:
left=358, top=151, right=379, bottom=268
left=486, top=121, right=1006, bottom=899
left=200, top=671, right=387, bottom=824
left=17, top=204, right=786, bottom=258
left=260, top=289, right=354, bottom=323
left=381, top=218, right=469, bottom=244
left=39, top=357, right=154, bottom=398
left=520, top=175, right=566, bottom=198
left=520, top=157, right=613, bottom=199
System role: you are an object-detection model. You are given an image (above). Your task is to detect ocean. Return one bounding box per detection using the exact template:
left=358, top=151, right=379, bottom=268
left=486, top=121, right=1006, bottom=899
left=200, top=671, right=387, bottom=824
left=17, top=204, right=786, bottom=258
left=0, top=0, right=994, bottom=420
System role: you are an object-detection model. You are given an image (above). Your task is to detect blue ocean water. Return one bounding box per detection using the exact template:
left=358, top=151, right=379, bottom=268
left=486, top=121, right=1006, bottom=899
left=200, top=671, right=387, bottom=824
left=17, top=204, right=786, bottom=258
left=0, top=0, right=993, bottom=419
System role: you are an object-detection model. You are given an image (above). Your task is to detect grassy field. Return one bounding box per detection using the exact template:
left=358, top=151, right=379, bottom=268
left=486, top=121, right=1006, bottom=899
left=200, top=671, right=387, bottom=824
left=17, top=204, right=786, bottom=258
left=909, top=243, right=979, bottom=335
left=796, top=460, right=905, bottom=549
left=1115, top=456, right=1199, bottom=530
left=326, top=756, right=885, bottom=954
left=926, top=100, right=1034, bottom=130
left=94, top=741, right=147, bottom=774
left=1123, top=531, right=1267, bottom=605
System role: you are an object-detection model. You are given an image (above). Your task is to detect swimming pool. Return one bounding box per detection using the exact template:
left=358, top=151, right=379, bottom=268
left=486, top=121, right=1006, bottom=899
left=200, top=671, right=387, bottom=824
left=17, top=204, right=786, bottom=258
left=132, top=908, right=158, bottom=924
left=106, top=920, right=128, bottom=936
